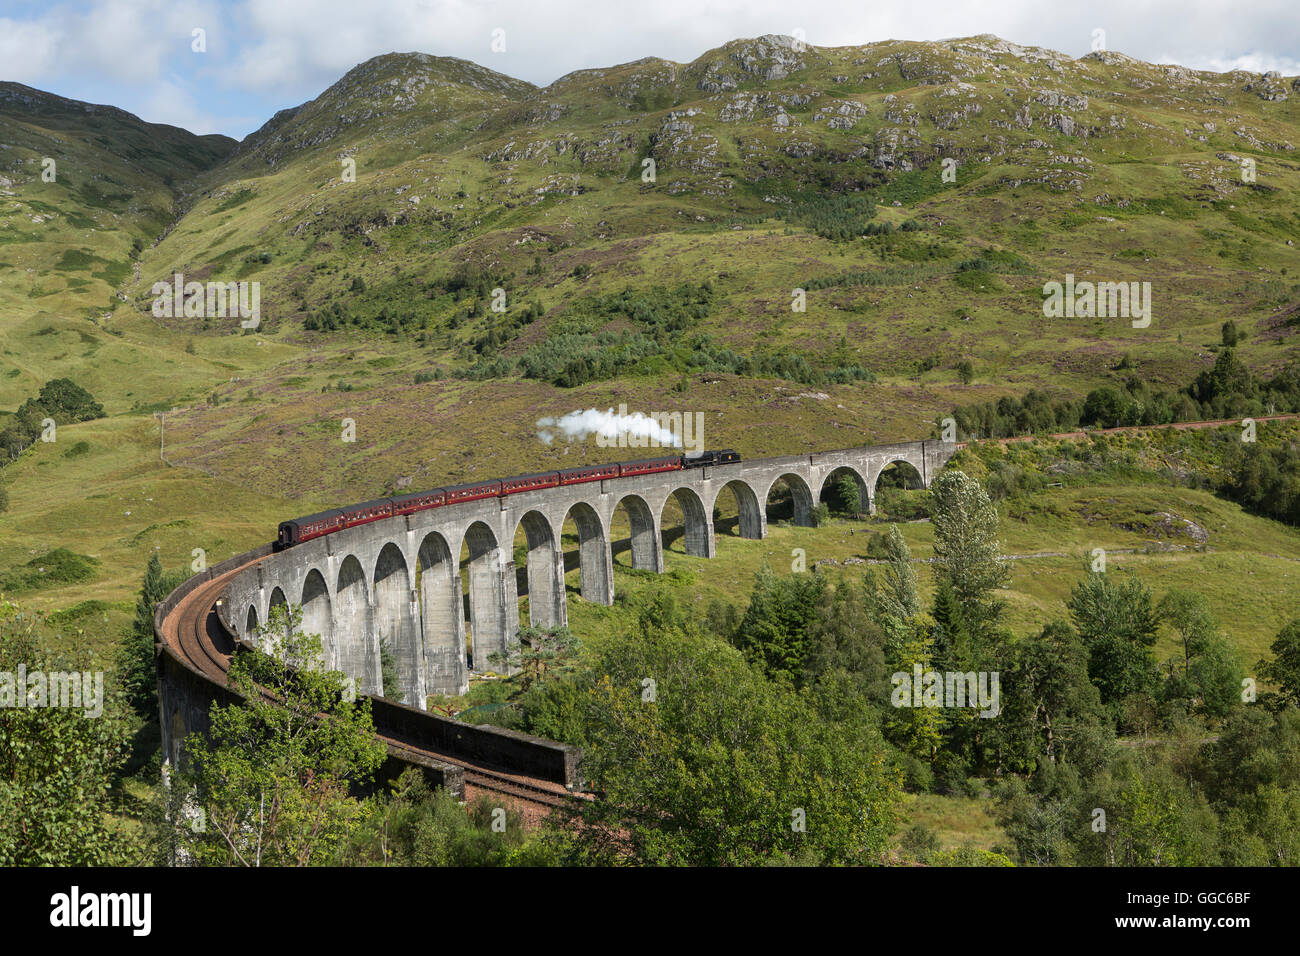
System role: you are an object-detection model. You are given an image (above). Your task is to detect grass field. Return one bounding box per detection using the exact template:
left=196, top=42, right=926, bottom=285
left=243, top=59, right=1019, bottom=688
left=556, top=478, right=1299, bottom=676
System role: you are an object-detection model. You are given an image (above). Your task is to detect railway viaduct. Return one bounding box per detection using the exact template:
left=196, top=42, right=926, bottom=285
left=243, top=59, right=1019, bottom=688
left=217, top=439, right=955, bottom=709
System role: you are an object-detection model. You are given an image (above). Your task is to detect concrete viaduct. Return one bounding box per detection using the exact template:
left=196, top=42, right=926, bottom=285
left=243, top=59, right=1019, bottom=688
left=221, top=440, right=955, bottom=708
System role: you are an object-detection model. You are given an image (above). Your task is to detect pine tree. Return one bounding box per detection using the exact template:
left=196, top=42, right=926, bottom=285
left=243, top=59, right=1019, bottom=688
left=930, top=578, right=969, bottom=672
left=120, top=554, right=184, bottom=717
left=733, top=565, right=827, bottom=681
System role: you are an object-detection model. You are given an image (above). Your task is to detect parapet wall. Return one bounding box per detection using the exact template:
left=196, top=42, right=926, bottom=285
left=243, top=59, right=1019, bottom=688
left=370, top=694, right=580, bottom=786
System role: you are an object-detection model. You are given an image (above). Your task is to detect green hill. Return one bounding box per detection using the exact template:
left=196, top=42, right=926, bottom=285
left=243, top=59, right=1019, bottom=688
left=1, top=33, right=1298, bottom=620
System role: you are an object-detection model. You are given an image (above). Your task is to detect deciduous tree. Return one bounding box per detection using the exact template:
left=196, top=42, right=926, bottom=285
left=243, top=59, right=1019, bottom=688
left=928, top=470, right=1009, bottom=628
left=169, top=603, right=387, bottom=866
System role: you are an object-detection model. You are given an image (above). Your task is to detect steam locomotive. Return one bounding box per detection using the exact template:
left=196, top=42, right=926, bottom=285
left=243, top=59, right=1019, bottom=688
left=275, top=448, right=741, bottom=549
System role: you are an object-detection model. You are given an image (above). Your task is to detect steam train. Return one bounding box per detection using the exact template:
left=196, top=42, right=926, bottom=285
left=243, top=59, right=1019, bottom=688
left=275, top=449, right=741, bottom=549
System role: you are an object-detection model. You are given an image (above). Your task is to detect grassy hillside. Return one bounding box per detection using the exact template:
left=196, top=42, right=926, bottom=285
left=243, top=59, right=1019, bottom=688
left=117, top=35, right=1300, bottom=504
left=0, top=82, right=236, bottom=416
left=1, top=33, right=1298, bottom=665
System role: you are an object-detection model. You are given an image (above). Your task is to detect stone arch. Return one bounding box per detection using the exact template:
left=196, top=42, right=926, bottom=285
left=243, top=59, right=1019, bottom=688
left=611, top=493, right=660, bottom=572
left=266, top=586, right=289, bottom=646
left=710, top=479, right=764, bottom=539
left=336, top=555, right=378, bottom=696
left=463, top=521, right=514, bottom=673
left=562, top=502, right=612, bottom=606
left=661, top=487, right=712, bottom=558
left=300, top=569, right=334, bottom=670
left=516, top=510, right=565, bottom=627
left=819, top=465, right=870, bottom=516
left=764, top=473, right=815, bottom=527
left=244, top=604, right=259, bottom=639
left=374, top=542, right=423, bottom=707
left=872, top=458, right=926, bottom=519
left=417, top=531, right=466, bottom=696
left=875, top=457, right=926, bottom=490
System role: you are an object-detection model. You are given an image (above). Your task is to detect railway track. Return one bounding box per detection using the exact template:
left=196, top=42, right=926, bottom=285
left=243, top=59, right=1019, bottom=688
left=955, top=412, right=1300, bottom=448
left=169, top=571, right=238, bottom=684
left=159, top=553, right=579, bottom=817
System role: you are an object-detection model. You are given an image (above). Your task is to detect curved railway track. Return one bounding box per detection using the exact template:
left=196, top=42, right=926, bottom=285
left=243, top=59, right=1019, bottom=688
left=159, top=554, right=578, bottom=818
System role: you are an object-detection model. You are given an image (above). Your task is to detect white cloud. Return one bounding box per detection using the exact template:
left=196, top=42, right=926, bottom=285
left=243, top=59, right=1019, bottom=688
left=5, top=0, right=221, bottom=85
left=0, top=17, right=63, bottom=80
left=140, top=76, right=240, bottom=135
left=1180, top=52, right=1300, bottom=76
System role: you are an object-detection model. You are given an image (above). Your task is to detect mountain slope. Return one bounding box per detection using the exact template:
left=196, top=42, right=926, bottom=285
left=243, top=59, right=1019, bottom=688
left=0, top=84, right=236, bottom=408
left=3, top=35, right=1300, bottom=502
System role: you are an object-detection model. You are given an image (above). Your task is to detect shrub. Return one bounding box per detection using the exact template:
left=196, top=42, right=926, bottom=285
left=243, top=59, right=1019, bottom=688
left=0, top=549, right=99, bottom=593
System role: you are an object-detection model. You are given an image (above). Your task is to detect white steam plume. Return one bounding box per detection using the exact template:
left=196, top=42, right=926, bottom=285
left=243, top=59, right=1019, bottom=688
left=536, top=408, right=682, bottom=447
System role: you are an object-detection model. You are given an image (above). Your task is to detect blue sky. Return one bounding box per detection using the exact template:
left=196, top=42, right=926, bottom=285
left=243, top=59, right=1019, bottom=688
left=1, top=0, right=1297, bottom=140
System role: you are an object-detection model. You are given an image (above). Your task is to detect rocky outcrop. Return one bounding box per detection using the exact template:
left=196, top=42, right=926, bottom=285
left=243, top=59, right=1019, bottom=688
left=1244, top=72, right=1289, bottom=101
left=692, top=34, right=811, bottom=92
